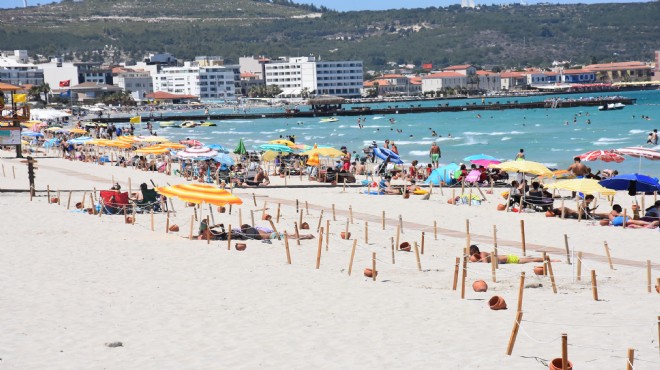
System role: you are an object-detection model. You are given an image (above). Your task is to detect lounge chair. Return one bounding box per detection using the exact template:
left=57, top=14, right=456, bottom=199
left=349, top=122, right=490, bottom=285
left=522, top=195, right=554, bottom=212
left=133, top=188, right=163, bottom=213
left=99, top=190, right=132, bottom=214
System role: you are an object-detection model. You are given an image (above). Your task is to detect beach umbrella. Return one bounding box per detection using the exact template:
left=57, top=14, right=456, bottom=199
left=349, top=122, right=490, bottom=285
left=67, top=136, right=92, bottom=144
left=212, top=153, right=235, bottom=166
left=614, top=147, right=660, bottom=160
left=137, top=136, right=170, bottom=143
left=301, top=144, right=344, bottom=158
left=155, top=183, right=243, bottom=207
left=65, top=128, right=87, bottom=135
left=425, top=163, right=459, bottom=185
left=471, top=159, right=501, bottom=167
left=261, top=150, right=289, bottom=162
left=158, top=142, right=186, bottom=150
left=545, top=178, right=616, bottom=196
left=234, top=138, right=247, bottom=155
left=306, top=153, right=320, bottom=167
left=536, top=170, right=576, bottom=180
left=21, top=140, right=29, bottom=146
left=21, top=132, right=43, bottom=137
left=578, top=149, right=624, bottom=163
left=599, top=173, right=660, bottom=194
left=45, top=127, right=65, bottom=132
left=259, top=144, right=294, bottom=153
left=268, top=139, right=296, bottom=147
left=176, top=146, right=219, bottom=159
left=464, top=154, right=498, bottom=161
left=489, top=160, right=553, bottom=176
left=135, top=146, right=170, bottom=155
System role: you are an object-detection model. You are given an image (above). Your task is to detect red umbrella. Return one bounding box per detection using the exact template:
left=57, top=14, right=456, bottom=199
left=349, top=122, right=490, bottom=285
left=578, top=149, right=625, bottom=163
left=614, top=147, right=660, bottom=160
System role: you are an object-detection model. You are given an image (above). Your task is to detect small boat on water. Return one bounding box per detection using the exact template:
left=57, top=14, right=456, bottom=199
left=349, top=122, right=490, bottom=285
left=598, top=103, right=625, bottom=111
left=159, top=121, right=180, bottom=128
left=200, top=121, right=217, bottom=127
left=319, top=117, right=339, bottom=123
left=181, top=120, right=199, bottom=128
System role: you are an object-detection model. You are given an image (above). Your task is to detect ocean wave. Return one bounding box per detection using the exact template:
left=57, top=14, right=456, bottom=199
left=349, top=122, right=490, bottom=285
left=408, top=150, right=428, bottom=156
left=541, top=163, right=558, bottom=168
left=218, top=120, right=253, bottom=123
left=455, top=137, right=488, bottom=146
left=225, top=131, right=254, bottom=135
left=463, top=131, right=524, bottom=136
left=628, top=129, right=647, bottom=134
left=501, top=137, right=511, bottom=141
left=593, top=137, right=629, bottom=146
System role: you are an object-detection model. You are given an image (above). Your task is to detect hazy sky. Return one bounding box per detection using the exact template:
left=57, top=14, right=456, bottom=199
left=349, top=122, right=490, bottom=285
left=1, top=0, right=647, bottom=10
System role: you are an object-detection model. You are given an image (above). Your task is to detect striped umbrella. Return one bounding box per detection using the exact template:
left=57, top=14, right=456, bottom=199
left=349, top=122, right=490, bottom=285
left=614, top=147, right=660, bottom=160
left=578, top=149, right=625, bottom=163
left=155, top=183, right=243, bottom=207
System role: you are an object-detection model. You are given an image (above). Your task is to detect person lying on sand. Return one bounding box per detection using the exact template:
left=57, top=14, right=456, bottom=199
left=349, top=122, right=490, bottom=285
left=237, top=224, right=315, bottom=240
left=598, top=204, right=659, bottom=228
left=469, top=245, right=559, bottom=264
left=198, top=219, right=225, bottom=240
left=552, top=195, right=609, bottom=219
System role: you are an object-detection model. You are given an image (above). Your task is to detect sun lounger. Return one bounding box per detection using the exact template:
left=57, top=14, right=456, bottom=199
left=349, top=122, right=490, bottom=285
left=99, top=190, right=132, bottom=214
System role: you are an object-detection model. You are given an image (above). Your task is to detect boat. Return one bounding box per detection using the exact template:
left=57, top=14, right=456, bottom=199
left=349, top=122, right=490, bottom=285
left=598, top=103, right=625, bottom=111
left=181, top=121, right=199, bottom=128
left=319, top=117, right=339, bottom=123
left=200, top=121, right=217, bottom=127
left=159, top=121, right=180, bottom=128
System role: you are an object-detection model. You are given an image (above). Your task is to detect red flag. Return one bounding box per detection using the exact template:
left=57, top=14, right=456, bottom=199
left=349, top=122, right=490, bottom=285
left=59, top=80, right=70, bottom=87
left=422, top=63, right=433, bottom=70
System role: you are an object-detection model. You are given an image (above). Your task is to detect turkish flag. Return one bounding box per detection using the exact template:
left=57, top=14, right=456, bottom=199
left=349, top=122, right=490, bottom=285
left=59, top=80, right=70, bottom=87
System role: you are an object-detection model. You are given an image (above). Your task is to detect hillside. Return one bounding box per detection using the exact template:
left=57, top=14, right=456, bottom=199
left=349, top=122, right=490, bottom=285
left=0, top=0, right=658, bottom=69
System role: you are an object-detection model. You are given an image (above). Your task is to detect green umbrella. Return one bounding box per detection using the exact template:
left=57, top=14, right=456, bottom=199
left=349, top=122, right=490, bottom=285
left=234, top=138, right=246, bottom=155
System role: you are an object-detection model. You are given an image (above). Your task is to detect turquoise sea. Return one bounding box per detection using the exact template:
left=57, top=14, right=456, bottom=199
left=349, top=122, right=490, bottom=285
left=152, top=90, right=660, bottom=176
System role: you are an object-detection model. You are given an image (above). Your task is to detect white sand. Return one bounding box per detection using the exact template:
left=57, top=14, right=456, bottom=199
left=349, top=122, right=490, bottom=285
left=1, top=155, right=659, bottom=369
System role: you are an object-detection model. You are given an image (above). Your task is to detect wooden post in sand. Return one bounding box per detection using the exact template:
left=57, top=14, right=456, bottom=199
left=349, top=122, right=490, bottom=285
left=604, top=242, right=614, bottom=270
left=315, top=227, right=324, bottom=269
left=465, top=219, right=471, bottom=248
left=382, top=210, right=385, bottom=230
left=460, top=248, right=467, bottom=299
left=623, top=209, right=627, bottom=228
left=364, top=221, right=369, bottom=244
left=325, top=220, right=330, bottom=250
left=316, top=210, right=324, bottom=232
left=626, top=348, right=634, bottom=370
left=591, top=270, right=598, bottom=301
left=347, top=239, right=357, bottom=275
left=332, top=204, right=336, bottom=221
left=452, top=257, right=460, bottom=290
left=1, top=164, right=4, bottom=177
left=371, top=252, right=377, bottom=282
left=657, top=316, right=660, bottom=356
left=305, top=201, right=309, bottom=216
left=294, top=222, right=301, bottom=246
left=12, top=165, right=15, bottom=179
left=564, top=235, right=571, bottom=265
left=560, top=198, right=565, bottom=219
left=239, top=208, right=243, bottom=227
left=399, top=215, right=403, bottom=233
left=506, top=311, right=523, bottom=356
left=250, top=210, right=255, bottom=227
left=434, top=221, right=438, bottom=240
left=165, top=211, right=171, bottom=234
left=67, top=191, right=72, bottom=210
left=298, top=208, right=303, bottom=230
left=57, top=190, right=61, bottom=205
left=577, top=251, right=583, bottom=281
left=493, top=225, right=499, bottom=268
left=452, top=188, right=456, bottom=206
left=81, top=192, right=87, bottom=208
left=547, top=257, right=557, bottom=294
left=47, top=185, right=51, bottom=203
left=391, top=237, right=395, bottom=264
left=491, top=250, right=497, bottom=283
left=562, top=334, right=569, bottom=370
left=284, top=232, right=291, bottom=264
left=542, top=252, right=547, bottom=275
left=276, top=203, right=281, bottom=223
left=188, top=215, right=193, bottom=239
left=413, top=242, right=422, bottom=272
left=395, top=224, right=401, bottom=251
left=420, top=231, right=425, bottom=254
left=128, top=177, right=132, bottom=196
left=520, top=220, right=526, bottom=256
left=226, top=224, right=231, bottom=249
left=252, top=193, right=257, bottom=207
left=344, top=218, right=350, bottom=240
left=505, top=190, right=511, bottom=213
left=517, top=272, right=525, bottom=312
left=262, top=201, right=268, bottom=219
left=647, top=260, right=652, bottom=293
left=268, top=219, right=281, bottom=241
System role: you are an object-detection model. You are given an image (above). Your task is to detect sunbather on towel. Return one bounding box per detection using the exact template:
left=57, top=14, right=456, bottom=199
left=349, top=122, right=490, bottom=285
left=599, top=204, right=659, bottom=228
left=468, top=245, right=559, bottom=264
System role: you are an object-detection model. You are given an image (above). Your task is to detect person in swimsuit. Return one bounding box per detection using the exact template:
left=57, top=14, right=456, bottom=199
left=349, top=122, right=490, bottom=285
left=429, top=142, right=441, bottom=168
left=599, top=204, right=659, bottom=228
left=468, top=245, right=559, bottom=264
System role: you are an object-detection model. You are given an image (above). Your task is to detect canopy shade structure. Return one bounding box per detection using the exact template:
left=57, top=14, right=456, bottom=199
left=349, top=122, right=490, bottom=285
left=259, top=144, right=294, bottom=153
left=268, top=139, right=296, bottom=147
left=135, top=145, right=170, bottom=155
left=156, top=183, right=243, bottom=207
left=489, top=160, right=553, bottom=176
left=545, top=178, right=616, bottom=196
left=536, top=170, right=576, bottom=180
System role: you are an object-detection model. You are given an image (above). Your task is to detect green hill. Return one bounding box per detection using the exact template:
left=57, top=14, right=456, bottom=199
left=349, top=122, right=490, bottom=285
left=0, top=0, right=658, bottom=69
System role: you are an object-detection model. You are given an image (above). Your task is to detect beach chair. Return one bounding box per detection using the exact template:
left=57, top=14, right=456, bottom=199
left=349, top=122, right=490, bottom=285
left=522, top=195, right=554, bottom=212
left=133, top=188, right=163, bottom=213
left=464, top=170, right=481, bottom=186
left=99, top=190, right=132, bottom=214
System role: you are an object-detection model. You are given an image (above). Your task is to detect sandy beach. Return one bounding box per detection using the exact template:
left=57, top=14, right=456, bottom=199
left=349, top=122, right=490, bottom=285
left=1, top=155, right=659, bottom=369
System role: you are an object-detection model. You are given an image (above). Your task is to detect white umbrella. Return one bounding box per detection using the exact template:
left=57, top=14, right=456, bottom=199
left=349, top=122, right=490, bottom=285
left=175, top=146, right=219, bottom=159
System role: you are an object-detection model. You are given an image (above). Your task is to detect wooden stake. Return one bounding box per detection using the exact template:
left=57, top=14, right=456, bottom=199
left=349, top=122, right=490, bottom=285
left=493, top=225, right=498, bottom=268
left=284, top=232, right=291, bottom=264
left=342, top=179, right=346, bottom=192
left=542, top=252, right=547, bottom=276
left=227, top=223, right=232, bottom=249
left=465, top=219, right=470, bottom=248
left=520, top=219, right=526, bottom=256
left=626, top=348, right=634, bottom=370
left=332, top=203, right=336, bottom=221
left=623, top=208, right=627, bottom=228
left=344, top=218, right=349, bottom=240
left=460, top=249, right=467, bottom=299
left=305, top=200, right=309, bottom=215
left=128, top=177, right=132, bottom=196
left=294, top=222, right=301, bottom=246
left=647, top=260, right=652, bottom=293
left=12, top=165, right=15, bottom=179
left=577, top=251, right=582, bottom=281
left=348, top=239, right=357, bottom=275
left=316, top=210, right=324, bottom=232
left=395, top=224, right=400, bottom=252
left=364, top=221, right=369, bottom=244
left=491, top=250, right=497, bottom=283
left=420, top=231, right=425, bottom=254
left=564, top=234, right=571, bottom=265
left=57, top=190, right=61, bottom=205
left=547, top=257, right=557, bottom=294
left=165, top=211, right=170, bottom=234
left=560, top=198, right=565, bottom=219
left=517, top=272, right=525, bottom=312
left=206, top=216, right=211, bottom=245
left=505, top=311, right=523, bottom=356
left=372, top=252, right=377, bottom=282
left=188, top=215, right=193, bottom=239
left=298, top=207, right=303, bottom=230
left=150, top=210, right=154, bottom=231
left=399, top=215, right=403, bottom=233
left=261, top=201, right=268, bottom=219
left=252, top=193, right=257, bottom=206
left=603, top=241, right=614, bottom=270
left=81, top=192, right=87, bottom=208
left=67, top=191, right=72, bottom=210
left=452, top=257, right=460, bottom=290
left=390, top=237, right=395, bottom=264
left=1, top=164, right=4, bottom=177
left=315, top=227, right=324, bottom=269
left=413, top=242, right=422, bottom=272
left=382, top=210, right=385, bottom=230
left=268, top=219, right=281, bottom=241
left=591, top=270, right=598, bottom=301
left=325, top=220, right=330, bottom=250
left=47, top=185, right=51, bottom=204
left=250, top=210, right=255, bottom=227
left=434, top=221, right=438, bottom=240
left=276, top=203, right=281, bottom=223
left=562, top=334, right=569, bottom=370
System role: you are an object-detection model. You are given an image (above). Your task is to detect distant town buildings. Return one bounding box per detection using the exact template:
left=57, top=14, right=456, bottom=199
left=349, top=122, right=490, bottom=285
left=153, top=61, right=239, bottom=100
left=0, top=50, right=44, bottom=86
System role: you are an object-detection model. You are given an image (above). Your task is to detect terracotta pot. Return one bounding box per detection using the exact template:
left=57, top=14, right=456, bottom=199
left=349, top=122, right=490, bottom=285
left=125, top=216, right=133, bottom=223
left=331, top=181, right=337, bottom=186
left=75, top=202, right=83, bottom=209
left=87, top=208, right=94, bottom=215
left=485, top=190, right=493, bottom=195
left=300, top=222, right=310, bottom=230
left=261, top=214, right=272, bottom=221
left=364, top=268, right=378, bottom=278
left=341, top=231, right=351, bottom=240
left=187, top=202, right=196, bottom=207
left=235, top=243, right=247, bottom=251
left=399, top=242, right=411, bottom=252
left=50, top=197, right=59, bottom=203
left=545, top=210, right=555, bottom=217
left=169, top=224, right=180, bottom=232
left=549, top=358, right=573, bottom=370
left=599, top=219, right=610, bottom=226
left=403, top=192, right=410, bottom=199
left=472, top=280, right=488, bottom=292
left=533, top=266, right=544, bottom=276
left=217, top=206, right=226, bottom=213
left=488, top=296, right=507, bottom=310
left=496, top=204, right=506, bottom=211
left=447, top=197, right=456, bottom=204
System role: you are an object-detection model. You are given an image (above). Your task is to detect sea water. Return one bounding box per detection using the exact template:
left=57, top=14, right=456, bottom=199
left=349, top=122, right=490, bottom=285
left=152, top=90, right=660, bottom=176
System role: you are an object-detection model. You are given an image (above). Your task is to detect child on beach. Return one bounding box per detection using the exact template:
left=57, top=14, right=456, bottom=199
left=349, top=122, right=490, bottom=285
left=468, top=245, right=559, bottom=264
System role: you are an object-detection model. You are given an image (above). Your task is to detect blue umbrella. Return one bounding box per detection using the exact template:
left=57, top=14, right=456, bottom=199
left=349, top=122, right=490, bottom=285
left=21, top=132, right=43, bottom=137
left=259, top=144, right=294, bottom=153
left=425, top=163, right=459, bottom=185
left=599, top=173, right=660, bottom=195
left=212, top=153, right=235, bottom=166
left=207, top=144, right=229, bottom=153
left=68, top=136, right=92, bottom=144
left=464, top=154, right=497, bottom=161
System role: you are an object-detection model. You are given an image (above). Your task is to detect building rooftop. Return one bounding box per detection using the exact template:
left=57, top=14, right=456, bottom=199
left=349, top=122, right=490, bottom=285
left=423, top=72, right=465, bottom=79
left=146, top=91, right=198, bottom=100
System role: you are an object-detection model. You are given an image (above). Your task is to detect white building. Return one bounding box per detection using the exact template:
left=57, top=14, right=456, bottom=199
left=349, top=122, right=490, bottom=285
left=476, top=71, right=501, bottom=91
left=264, top=56, right=363, bottom=97
left=153, top=61, right=239, bottom=100
left=0, top=50, right=44, bottom=86
left=421, top=72, right=467, bottom=92
left=115, top=70, right=153, bottom=101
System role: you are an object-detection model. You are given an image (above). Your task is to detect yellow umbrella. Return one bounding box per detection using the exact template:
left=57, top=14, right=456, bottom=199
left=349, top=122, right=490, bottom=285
left=306, top=153, right=320, bottom=166
left=135, top=146, right=170, bottom=155
left=137, top=136, right=170, bottom=143
left=21, top=140, right=29, bottom=145
left=544, top=178, right=616, bottom=196
left=155, top=183, right=243, bottom=207
left=158, top=142, right=186, bottom=149
left=301, top=144, right=344, bottom=158
left=22, top=120, right=43, bottom=129
left=45, top=127, right=64, bottom=132
left=66, top=128, right=87, bottom=134
left=116, top=136, right=136, bottom=144
left=86, top=139, right=112, bottom=145
left=268, top=139, right=296, bottom=147
left=536, top=170, right=576, bottom=180
left=489, top=160, right=553, bottom=176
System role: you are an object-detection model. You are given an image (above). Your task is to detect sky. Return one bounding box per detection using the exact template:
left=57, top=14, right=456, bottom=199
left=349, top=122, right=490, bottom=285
left=1, top=0, right=647, bottom=10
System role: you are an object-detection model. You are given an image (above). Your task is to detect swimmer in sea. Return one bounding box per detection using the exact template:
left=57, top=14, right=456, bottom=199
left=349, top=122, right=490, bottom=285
left=431, top=130, right=438, bottom=137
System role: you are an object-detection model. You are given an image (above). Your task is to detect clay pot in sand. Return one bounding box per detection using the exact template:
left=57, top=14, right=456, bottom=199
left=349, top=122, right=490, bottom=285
left=496, top=204, right=506, bottom=211
left=125, top=216, right=134, bottom=223
left=485, top=190, right=493, bottom=195
left=261, top=214, right=272, bottom=221
left=488, top=296, right=507, bottom=310
left=549, top=358, right=573, bottom=370
left=403, top=192, right=410, bottom=199
left=235, top=243, right=247, bottom=251
left=364, top=268, right=378, bottom=278
left=217, top=206, right=226, bottom=213
left=169, top=224, right=180, bottom=232
left=533, top=266, right=544, bottom=276
left=341, top=231, right=351, bottom=240
left=87, top=208, right=94, bottom=215
left=300, top=222, right=310, bottom=230
left=447, top=197, right=456, bottom=204
left=545, top=210, right=555, bottom=217
left=187, top=202, right=196, bottom=207
left=472, top=280, right=488, bottom=292
left=50, top=197, right=59, bottom=203
left=599, top=219, right=610, bottom=226
left=75, top=202, right=83, bottom=209
left=399, top=242, right=411, bottom=252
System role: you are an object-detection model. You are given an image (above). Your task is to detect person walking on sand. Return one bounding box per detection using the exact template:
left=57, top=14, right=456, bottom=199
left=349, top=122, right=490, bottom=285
left=429, top=142, right=441, bottom=168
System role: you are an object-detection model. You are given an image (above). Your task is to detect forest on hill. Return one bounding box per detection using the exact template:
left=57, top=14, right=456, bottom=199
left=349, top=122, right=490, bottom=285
left=0, top=0, right=658, bottom=69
